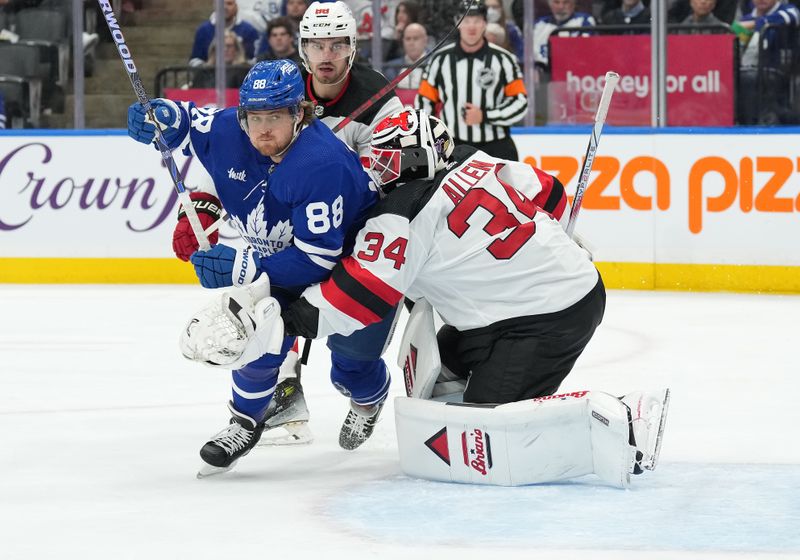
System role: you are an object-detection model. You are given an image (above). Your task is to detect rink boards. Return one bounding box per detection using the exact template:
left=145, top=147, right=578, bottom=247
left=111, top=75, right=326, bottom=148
left=0, top=127, right=798, bottom=291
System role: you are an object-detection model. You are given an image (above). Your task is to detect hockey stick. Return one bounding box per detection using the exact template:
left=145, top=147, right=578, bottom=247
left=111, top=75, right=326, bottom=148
left=332, top=0, right=477, bottom=133
left=97, top=0, right=210, bottom=251
left=565, top=71, right=620, bottom=239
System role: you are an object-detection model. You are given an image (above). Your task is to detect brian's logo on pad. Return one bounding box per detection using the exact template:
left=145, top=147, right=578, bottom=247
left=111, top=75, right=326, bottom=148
left=534, top=390, right=588, bottom=402
left=424, top=427, right=450, bottom=466
left=462, top=428, right=492, bottom=476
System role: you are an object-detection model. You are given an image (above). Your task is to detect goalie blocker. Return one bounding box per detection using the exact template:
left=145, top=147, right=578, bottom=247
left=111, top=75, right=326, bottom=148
left=395, top=389, right=670, bottom=488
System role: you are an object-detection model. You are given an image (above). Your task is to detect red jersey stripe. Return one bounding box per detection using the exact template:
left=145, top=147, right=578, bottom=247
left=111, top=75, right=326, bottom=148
left=320, top=278, right=382, bottom=327
left=342, top=257, right=404, bottom=305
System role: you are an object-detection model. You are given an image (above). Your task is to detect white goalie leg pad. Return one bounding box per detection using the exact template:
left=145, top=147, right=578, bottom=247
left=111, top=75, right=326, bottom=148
left=395, top=390, right=636, bottom=488
left=179, top=277, right=284, bottom=369
left=397, top=299, right=441, bottom=398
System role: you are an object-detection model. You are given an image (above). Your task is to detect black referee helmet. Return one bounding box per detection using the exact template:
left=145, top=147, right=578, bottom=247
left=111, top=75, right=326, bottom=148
left=461, top=0, right=488, bottom=19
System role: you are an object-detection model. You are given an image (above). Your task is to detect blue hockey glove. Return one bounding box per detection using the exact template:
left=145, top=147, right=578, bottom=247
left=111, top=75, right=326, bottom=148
left=190, top=244, right=263, bottom=289
left=127, top=98, right=184, bottom=146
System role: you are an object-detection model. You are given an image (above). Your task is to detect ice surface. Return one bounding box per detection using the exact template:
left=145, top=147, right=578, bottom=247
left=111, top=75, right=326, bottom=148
left=1, top=286, right=798, bottom=559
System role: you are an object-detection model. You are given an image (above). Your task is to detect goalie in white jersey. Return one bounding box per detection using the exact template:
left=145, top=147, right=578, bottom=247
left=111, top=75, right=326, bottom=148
left=184, top=108, right=670, bottom=486
left=280, top=108, right=669, bottom=486
left=284, top=107, right=604, bottom=403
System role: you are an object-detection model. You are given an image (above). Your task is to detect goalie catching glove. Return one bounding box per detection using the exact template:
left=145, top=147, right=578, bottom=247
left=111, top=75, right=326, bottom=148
left=179, top=278, right=285, bottom=369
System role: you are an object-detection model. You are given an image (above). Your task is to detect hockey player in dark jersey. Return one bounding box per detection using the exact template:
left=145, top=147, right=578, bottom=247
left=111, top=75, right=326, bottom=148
left=262, top=0, right=405, bottom=443
left=126, top=60, right=396, bottom=476
left=299, top=1, right=404, bottom=161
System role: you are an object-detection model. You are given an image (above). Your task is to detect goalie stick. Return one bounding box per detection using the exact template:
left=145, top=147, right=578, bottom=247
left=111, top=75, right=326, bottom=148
left=565, top=71, right=619, bottom=239
left=97, top=0, right=210, bottom=251
left=332, top=0, right=478, bottom=134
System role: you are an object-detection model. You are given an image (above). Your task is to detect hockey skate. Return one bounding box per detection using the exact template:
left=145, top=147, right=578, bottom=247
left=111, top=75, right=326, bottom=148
left=339, top=400, right=384, bottom=450
left=259, top=340, right=314, bottom=446
left=197, top=402, right=264, bottom=478
left=621, top=388, right=671, bottom=473
left=259, top=377, right=313, bottom=447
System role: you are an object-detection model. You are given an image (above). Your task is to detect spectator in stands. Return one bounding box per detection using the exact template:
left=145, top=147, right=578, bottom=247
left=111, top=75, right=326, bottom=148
left=348, top=0, right=398, bottom=60
left=485, top=21, right=507, bottom=46
left=533, top=0, right=595, bottom=72
left=384, top=1, right=422, bottom=60
left=668, top=0, right=737, bottom=24
left=257, top=15, right=301, bottom=63
left=602, top=0, right=651, bottom=27
left=284, top=0, right=309, bottom=31
left=485, top=0, right=523, bottom=62
left=736, top=0, right=800, bottom=124
left=394, top=1, right=421, bottom=39
left=238, top=0, right=283, bottom=32
left=738, top=0, right=800, bottom=67
left=681, top=0, right=724, bottom=28
left=512, top=0, right=593, bottom=29
left=383, top=21, right=427, bottom=88
left=190, top=0, right=261, bottom=66
left=191, top=29, right=252, bottom=88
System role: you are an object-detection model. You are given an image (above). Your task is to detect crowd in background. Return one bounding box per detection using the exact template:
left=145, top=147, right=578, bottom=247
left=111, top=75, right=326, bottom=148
left=1, top=0, right=800, bottom=128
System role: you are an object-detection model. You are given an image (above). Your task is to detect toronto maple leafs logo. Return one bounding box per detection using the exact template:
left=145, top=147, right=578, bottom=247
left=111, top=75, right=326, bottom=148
left=229, top=199, right=294, bottom=256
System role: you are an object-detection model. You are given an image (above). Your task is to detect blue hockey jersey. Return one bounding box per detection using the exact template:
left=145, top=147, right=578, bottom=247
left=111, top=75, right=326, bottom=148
left=166, top=103, right=378, bottom=291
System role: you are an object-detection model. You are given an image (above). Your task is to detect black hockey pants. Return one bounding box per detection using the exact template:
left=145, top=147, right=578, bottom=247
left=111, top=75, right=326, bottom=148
left=437, top=275, right=606, bottom=404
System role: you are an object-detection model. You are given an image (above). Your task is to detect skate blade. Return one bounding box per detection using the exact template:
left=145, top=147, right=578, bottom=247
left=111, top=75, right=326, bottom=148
left=258, top=422, right=314, bottom=446
left=643, top=388, right=671, bottom=471
left=197, top=460, right=237, bottom=479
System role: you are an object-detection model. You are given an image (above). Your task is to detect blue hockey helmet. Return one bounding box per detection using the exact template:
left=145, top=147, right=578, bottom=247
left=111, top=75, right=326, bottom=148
left=238, top=59, right=305, bottom=129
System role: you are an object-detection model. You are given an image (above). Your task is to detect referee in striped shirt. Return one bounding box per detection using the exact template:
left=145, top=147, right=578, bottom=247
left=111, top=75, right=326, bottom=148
left=415, top=0, right=528, bottom=160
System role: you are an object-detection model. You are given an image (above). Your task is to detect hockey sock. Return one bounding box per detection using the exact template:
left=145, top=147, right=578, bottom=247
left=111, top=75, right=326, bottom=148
left=231, top=366, right=280, bottom=422
left=330, top=354, right=390, bottom=407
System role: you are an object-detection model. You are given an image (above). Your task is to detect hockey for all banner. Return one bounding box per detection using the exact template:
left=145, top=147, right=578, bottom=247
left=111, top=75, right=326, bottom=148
left=549, top=34, right=736, bottom=126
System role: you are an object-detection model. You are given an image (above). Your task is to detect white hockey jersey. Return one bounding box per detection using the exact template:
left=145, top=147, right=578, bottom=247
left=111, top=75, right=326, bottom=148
left=283, top=145, right=600, bottom=338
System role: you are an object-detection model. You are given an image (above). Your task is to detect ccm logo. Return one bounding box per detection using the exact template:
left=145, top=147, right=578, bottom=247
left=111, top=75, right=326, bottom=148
left=315, top=8, right=329, bottom=14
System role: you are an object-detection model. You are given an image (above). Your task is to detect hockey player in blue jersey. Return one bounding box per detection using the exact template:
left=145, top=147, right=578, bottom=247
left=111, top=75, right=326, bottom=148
left=127, top=59, right=395, bottom=476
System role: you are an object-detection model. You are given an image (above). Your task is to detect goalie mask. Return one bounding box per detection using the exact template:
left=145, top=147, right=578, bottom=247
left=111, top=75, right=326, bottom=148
left=368, top=109, right=455, bottom=193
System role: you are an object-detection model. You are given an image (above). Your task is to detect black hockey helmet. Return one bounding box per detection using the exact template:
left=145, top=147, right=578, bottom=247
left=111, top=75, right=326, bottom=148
left=368, top=108, right=455, bottom=193
left=460, top=0, right=488, bottom=20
